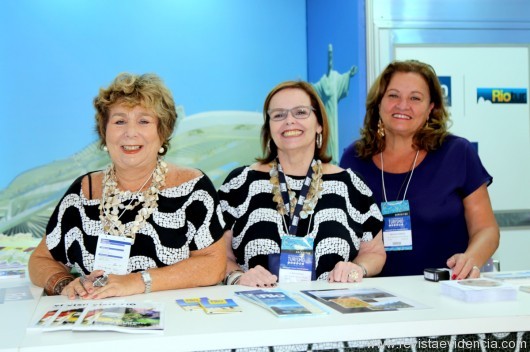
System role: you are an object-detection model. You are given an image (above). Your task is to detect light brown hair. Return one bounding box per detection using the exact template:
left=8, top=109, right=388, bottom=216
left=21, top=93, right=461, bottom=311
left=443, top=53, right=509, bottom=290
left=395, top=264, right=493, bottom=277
left=257, top=80, right=332, bottom=164
left=355, top=59, right=450, bottom=158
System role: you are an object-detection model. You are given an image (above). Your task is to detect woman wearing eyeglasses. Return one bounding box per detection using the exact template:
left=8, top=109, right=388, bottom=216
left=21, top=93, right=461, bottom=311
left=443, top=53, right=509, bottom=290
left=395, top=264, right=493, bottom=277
left=218, top=81, right=386, bottom=287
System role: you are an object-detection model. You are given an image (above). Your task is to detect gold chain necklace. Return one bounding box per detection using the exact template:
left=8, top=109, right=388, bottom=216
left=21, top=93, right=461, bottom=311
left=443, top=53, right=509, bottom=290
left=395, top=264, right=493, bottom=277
left=99, top=158, right=168, bottom=242
left=269, top=159, right=323, bottom=219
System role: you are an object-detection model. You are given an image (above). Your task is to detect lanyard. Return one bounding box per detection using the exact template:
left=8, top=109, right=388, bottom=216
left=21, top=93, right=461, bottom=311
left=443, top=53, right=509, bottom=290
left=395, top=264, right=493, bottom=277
left=381, top=150, right=419, bottom=204
left=277, top=159, right=316, bottom=236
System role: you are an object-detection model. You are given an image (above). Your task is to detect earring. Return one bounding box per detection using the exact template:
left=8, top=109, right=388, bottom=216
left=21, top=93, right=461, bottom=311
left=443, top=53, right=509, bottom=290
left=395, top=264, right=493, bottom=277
left=267, top=139, right=271, bottom=153
left=158, top=146, right=165, bottom=154
left=103, top=145, right=108, bottom=152
left=316, top=133, right=323, bottom=149
left=377, top=119, right=385, bottom=138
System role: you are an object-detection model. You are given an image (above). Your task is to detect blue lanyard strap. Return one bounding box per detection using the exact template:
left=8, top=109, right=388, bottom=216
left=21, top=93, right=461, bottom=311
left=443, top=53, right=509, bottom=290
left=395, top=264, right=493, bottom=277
left=277, top=159, right=316, bottom=236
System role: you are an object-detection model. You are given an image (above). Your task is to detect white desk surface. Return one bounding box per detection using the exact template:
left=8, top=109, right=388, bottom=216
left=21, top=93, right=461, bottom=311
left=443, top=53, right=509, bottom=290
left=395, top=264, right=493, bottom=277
left=15, top=275, right=530, bottom=352
left=0, top=278, right=43, bottom=352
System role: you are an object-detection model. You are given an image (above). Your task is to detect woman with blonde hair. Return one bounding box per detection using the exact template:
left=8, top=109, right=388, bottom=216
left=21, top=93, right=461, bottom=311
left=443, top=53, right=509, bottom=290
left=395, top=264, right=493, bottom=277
left=29, top=73, right=226, bottom=298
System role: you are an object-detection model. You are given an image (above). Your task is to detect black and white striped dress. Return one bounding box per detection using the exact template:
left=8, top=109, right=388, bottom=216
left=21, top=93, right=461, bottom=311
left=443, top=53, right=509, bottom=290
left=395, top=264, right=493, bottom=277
left=219, top=166, right=383, bottom=280
left=46, top=172, right=224, bottom=275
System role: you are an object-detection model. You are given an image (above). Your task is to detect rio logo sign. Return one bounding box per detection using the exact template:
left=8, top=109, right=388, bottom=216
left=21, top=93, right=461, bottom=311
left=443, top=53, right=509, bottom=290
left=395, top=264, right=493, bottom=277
left=477, top=88, right=527, bottom=104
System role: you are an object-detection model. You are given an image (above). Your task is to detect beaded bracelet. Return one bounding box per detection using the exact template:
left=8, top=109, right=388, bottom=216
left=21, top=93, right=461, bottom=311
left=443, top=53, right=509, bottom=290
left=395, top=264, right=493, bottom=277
left=223, top=269, right=244, bottom=285
left=44, top=272, right=75, bottom=296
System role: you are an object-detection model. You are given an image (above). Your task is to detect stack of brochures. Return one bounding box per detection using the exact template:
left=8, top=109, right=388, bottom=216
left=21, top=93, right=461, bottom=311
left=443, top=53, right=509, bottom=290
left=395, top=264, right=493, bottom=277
left=176, top=297, right=242, bottom=314
left=440, top=278, right=518, bottom=303
left=235, top=289, right=327, bottom=317
left=29, top=301, right=164, bottom=334
left=483, top=270, right=530, bottom=286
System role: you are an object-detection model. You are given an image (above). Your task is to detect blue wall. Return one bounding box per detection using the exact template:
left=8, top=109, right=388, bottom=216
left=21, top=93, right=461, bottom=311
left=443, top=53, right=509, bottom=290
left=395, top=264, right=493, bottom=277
left=306, top=0, right=366, bottom=162
left=0, top=0, right=312, bottom=189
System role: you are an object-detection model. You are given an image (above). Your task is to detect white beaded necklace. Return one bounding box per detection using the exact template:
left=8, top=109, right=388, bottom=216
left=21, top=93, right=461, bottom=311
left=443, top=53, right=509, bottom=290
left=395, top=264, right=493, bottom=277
left=99, top=158, right=168, bottom=242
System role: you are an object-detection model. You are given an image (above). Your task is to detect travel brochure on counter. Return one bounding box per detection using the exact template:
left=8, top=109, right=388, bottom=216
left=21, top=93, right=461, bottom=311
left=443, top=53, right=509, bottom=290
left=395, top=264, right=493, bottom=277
left=24, top=270, right=530, bottom=334
left=29, top=301, right=164, bottom=334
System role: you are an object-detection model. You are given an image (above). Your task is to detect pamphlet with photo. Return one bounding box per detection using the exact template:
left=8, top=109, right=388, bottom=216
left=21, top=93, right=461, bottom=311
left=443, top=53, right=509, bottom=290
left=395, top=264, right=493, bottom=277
left=301, top=287, right=428, bottom=313
left=29, top=301, right=164, bottom=334
left=235, top=289, right=327, bottom=317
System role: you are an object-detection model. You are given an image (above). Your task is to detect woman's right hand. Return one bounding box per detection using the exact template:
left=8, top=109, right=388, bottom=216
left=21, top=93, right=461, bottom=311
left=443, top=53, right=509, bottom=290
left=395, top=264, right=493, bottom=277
left=60, top=270, right=104, bottom=300
left=237, top=265, right=277, bottom=287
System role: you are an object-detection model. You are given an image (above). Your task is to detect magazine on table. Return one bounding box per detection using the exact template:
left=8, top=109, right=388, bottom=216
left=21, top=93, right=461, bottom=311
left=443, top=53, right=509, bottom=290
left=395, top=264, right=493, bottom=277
left=483, top=270, right=530, bottom=286
left=440, top=278, right=517, bottom=303
left=30, top=302, right=90, bottom=332
left=301, top=287, right=428, bottom=314
left=235, top=289, right=328, bottom=317
left=29, top=301, right=164, bottom=334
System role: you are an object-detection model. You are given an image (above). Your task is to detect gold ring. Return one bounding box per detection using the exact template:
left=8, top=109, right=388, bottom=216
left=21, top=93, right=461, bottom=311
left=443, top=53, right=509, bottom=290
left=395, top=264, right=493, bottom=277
left=348, top=269, right=359, bottom=282
left=472, top=265, right=480, bottom=272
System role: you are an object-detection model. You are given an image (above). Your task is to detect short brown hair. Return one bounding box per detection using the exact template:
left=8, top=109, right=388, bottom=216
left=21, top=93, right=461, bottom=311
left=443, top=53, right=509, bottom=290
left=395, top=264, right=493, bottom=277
left=355, top=60, right=450, bottom=158
left=94, top=73, right=177, bottom=155
left=257, top=81, right=332, bottom=164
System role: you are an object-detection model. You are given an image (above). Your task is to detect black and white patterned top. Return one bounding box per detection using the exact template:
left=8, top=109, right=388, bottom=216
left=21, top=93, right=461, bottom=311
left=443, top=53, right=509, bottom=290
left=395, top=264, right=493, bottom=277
left=46, top=171, right=225, bottom=275
left=219, top=166, right=383, bottom=280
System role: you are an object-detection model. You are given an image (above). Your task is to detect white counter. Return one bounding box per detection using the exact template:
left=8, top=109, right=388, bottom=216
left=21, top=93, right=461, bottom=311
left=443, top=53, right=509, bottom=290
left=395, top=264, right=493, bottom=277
left=15, top=275, right=530, bottom=351
left=0, top=278, right=43, bottom=352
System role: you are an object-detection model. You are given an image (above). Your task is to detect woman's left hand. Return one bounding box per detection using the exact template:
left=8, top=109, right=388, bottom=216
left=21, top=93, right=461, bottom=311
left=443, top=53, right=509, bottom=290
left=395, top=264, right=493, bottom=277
left=447, top=253, right=481, bottom=280
left=328, top=261, right=364, bottom=283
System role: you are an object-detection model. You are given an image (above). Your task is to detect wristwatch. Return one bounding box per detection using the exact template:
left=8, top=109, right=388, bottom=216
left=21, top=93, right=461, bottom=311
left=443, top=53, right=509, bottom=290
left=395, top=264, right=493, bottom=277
left=140, top=270, right=152, bottom=293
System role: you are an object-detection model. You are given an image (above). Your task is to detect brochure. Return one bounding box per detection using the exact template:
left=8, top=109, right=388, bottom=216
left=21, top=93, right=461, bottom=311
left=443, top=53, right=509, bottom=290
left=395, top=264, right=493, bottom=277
left=31, top=302, right=89, bottom=331
left=301, top=287, right=427, bottom=313
left=30, top=301, right=164, bottom=334
left=175, top=297, right=203, bottom=311
left=176, top=297, right=242, bottom=314
left=483, top=270, right=530, bottom=286
left=199, top=298, right=242, bottom=314
left=440, top=278, right=518, bottom=303
left=235, top=289, right=327, bottom=317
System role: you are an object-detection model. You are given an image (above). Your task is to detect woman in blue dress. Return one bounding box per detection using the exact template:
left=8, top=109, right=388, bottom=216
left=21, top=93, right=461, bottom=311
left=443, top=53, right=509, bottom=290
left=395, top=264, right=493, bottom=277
left=340, top=60, right=499, bottom=279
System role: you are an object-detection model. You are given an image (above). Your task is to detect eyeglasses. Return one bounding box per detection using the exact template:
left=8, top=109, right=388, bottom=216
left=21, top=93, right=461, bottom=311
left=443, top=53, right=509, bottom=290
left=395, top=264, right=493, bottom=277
left=268, top=106, right=315, bottom=121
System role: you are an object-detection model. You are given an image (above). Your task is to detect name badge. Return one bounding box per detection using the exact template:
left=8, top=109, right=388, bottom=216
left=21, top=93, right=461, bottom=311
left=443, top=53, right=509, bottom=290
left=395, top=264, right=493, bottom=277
left=381, top=200, right=412, bottom=251
left=278, top=236, right=314, bottom=283
left=93, top=234, right=133, bottom=275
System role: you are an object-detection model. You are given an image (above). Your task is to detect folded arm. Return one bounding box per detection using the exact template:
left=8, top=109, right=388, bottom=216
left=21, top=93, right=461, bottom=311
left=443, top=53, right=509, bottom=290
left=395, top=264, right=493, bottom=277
left=29, top=235, right=226, bottom=299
